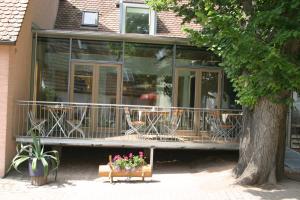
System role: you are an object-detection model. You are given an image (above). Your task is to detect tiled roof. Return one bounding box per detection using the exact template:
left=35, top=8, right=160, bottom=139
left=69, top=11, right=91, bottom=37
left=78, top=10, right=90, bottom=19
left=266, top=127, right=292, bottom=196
left=0, top=0, right=29, bottom=43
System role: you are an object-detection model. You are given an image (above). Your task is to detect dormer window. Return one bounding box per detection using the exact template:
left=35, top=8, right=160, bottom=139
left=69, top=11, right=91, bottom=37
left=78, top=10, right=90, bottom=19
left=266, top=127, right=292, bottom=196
left=121, top=3, right=156, bottom=35
left=81, top=11, right=98, bottom=27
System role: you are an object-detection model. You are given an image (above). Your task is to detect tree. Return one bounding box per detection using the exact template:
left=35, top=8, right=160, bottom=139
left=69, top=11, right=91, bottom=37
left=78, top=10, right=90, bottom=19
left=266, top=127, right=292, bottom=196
left=147, top=0, right=300, bottom=185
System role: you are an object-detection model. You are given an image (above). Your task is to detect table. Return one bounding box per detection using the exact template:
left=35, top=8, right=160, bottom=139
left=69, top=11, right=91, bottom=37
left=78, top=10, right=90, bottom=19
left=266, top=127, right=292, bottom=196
left=139, top=108, right=170, bottom=136
left=46, top=105, right=72, bottom=137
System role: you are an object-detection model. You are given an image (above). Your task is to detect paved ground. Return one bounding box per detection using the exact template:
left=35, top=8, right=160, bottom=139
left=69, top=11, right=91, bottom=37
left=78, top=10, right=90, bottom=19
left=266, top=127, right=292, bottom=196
left=1, top=148, right=300, bottom=200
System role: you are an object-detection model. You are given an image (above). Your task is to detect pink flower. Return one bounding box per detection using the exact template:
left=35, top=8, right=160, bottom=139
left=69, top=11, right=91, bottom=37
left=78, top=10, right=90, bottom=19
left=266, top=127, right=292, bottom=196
left=124, top=156, right=128, bottom=160
left=129, top=153, right=133, bottom=158
left=139, top=151, right=144, bottom=158
left=113, top=155, right=121, bottom=161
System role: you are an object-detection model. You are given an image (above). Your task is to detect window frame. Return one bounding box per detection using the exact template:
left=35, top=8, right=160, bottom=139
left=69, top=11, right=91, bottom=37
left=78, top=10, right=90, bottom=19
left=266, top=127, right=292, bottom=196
left=81, top=11, right=99, bottom=27
left=121, top=3, right=156, bottom=35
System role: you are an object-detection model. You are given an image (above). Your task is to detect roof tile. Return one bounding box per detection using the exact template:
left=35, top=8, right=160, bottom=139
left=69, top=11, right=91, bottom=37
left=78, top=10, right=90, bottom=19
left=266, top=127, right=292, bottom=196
left=0, top=0, right=29, bottom=43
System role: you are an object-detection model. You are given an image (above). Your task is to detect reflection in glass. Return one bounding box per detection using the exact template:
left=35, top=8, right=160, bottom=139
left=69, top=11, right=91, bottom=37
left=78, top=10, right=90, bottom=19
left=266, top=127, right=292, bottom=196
left=97, top=67, right=119, bottom=128
left=73, top=64, right=93, bottom=103
left=222, top=75, right=241, bottom=109
left=176, top=46, right=220, bottom=67
left=177, top=71, right=196, bottom=107
left=123, top=43, right=173, bottom=106
left=98, top=67, right=118, bottom=104
left=72, top=39, right=122, bottom=62
left=201, top=72, right=219, bottom=108
left=36, top=37, right=70, bottom=102
left=126, top=7, right=149, bottom=34
left=82, top=12, right=98, bottom=26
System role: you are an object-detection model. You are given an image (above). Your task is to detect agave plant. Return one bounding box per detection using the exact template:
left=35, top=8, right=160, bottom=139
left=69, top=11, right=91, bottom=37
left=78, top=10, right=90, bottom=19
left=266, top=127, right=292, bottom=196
left=8, top=132, right=59, bottom=177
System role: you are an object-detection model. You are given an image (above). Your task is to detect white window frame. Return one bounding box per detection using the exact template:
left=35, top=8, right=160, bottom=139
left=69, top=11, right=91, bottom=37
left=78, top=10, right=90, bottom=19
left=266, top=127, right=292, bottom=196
left=121, top=3, right=156, bottom=35
left=81, top=11, right=99, bottom=27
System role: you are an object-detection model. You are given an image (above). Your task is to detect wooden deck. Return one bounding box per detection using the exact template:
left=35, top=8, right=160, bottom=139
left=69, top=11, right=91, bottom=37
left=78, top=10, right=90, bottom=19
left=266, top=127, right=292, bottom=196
left=16, top=135, right=239, bottom=150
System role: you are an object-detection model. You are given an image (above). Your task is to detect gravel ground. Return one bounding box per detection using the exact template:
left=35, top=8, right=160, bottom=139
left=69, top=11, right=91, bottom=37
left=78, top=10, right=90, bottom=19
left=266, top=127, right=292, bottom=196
left=1, top=148, right=300, bottom=200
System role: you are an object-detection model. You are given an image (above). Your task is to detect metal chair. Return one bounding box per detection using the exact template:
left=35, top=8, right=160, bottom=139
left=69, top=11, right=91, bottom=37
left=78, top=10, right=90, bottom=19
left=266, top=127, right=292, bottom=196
left=67, top=106, right=87, bottom=138
left=207, top=111, right=235, bottom=141
left=162, top=109, right=183, bottom=136
left=27, top=111, right=47, bottom=136
left=124, top=107, right=145, bottom=137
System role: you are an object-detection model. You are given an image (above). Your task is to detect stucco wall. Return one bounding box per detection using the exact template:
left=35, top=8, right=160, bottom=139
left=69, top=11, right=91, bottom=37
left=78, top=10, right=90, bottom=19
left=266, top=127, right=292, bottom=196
left=0, top=46, right=11, bottom=177
left=0, top=0, right=59, bottom=177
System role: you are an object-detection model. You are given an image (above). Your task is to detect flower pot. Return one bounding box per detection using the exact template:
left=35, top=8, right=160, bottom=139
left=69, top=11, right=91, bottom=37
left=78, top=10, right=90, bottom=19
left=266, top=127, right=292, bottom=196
left=28, top=159, right=48, bottom=186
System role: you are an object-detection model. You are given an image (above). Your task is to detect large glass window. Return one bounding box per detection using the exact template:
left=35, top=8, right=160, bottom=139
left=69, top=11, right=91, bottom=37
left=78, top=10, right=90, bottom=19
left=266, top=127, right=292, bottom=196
left=36, top=37, right=70, bottom=102
left=126, top=7, right=149, bottom=34
left=123, top=43, right=173, bottom=106
left=176, top=46, right=220, bottom=67
left=122, top=3, right=156, bottom=35
left=72, top=39, right=122, bottom=62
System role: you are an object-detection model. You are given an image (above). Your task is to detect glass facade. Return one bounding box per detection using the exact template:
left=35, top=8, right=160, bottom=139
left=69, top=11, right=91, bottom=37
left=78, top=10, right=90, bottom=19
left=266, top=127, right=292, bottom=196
left=34, top=36, right=239, bottom=108
left=123, top=43, right=173, bottom=106
left=176, top=45, right=220, bottom=67
left=72, top=39, right=122, bottom=62
left=36, top=37, right=70, bottom=102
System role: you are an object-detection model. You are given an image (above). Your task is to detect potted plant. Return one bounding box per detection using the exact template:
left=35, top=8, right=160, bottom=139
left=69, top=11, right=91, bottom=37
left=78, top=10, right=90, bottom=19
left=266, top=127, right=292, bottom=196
left=112, top=152, right=146, bottom=172
left=8, top=132, right=60, bottom=186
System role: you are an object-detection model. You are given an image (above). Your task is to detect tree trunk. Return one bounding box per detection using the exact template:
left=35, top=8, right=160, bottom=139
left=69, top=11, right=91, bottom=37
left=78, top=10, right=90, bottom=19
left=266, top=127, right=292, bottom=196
left=233, top=97, right=287, bottom=185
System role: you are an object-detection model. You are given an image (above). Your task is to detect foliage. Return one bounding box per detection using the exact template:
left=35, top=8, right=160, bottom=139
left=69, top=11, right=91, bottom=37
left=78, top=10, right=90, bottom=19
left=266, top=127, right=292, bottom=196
left=8, top=132, right=60, bottom=176
left=147, top=0, right=300, bottom=107
left=112, top=152, right=146, bottom=170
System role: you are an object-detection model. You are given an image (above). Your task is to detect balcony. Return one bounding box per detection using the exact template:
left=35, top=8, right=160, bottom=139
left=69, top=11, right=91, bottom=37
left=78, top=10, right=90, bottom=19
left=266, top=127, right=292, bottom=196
left=15, top=101, right=243, bottom=150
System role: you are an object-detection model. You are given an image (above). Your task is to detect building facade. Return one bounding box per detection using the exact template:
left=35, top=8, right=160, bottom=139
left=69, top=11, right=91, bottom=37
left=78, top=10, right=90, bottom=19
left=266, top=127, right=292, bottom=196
left=2, top=0, right=282, bottom=177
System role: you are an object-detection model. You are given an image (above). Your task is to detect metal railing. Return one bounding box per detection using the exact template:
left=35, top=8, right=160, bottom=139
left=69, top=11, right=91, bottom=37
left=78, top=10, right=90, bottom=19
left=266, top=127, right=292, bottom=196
left=15, top=101, right=243, bottom=144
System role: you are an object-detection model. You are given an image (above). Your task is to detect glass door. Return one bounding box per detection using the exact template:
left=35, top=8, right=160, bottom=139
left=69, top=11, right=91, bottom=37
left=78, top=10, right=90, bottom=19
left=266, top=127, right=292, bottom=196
left=174, top=68, right=222, bottom=109
left=69, top=63, right=94, bottom=130
left=70, top=62, right=121, bottom=135
left=174, top=68, right=222, bottom=132
left=96, top=65, right=121, bottom=134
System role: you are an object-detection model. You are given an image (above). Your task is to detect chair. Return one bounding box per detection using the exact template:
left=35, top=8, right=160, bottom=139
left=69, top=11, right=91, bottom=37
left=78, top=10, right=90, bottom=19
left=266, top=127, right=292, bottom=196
left=206, top=111, right=235, bottom=141
left=27, top=111, right=47, bottom=136
left=124, top=107, right=145, bottom=137
left=67, top=106, right=87, bottom=138
left=162, top=109, right=183, bottom=136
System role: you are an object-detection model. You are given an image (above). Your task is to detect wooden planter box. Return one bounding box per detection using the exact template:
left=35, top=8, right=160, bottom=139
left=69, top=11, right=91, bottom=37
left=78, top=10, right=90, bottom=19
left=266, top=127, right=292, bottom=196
left=99, top=165, right=152, bottom=183
left=98, top=155, right=152, bottom=183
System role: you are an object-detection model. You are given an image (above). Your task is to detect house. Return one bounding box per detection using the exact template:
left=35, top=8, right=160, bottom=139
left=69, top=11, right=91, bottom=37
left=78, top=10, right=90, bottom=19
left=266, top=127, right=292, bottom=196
left=8, top=0, right=300, bottom=177
left=0, top=0, right=59, bottom=177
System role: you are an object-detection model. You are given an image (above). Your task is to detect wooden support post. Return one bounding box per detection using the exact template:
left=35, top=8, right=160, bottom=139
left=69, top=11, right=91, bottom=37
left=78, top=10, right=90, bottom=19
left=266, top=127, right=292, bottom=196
left=150, top=148, right=154, bottom=171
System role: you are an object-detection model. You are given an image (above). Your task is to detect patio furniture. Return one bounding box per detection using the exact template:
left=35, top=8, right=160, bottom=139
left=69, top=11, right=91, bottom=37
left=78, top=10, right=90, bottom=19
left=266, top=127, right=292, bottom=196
left=66, top=106, right=87, bottom=138
left=47, top=105, right=71, bottom=137
left=124, top=107, right=145, bottom=136
left=27, top=111, right=46, bottom=136
left=162, top=109, right=183, bottom=136
left=207, top=111, right=235, bottom=141
left=142, top=108, right=170, bottom=136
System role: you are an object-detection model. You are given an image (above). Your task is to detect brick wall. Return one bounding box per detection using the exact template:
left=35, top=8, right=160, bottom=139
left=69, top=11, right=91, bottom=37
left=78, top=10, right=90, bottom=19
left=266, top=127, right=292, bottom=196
left=55, top=0, right=201, bottom=37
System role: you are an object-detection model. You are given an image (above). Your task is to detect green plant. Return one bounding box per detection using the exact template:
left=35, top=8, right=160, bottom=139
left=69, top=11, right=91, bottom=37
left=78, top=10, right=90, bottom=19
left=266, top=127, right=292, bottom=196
left=112, top=152, right=146, bottom=170
left=8, top=131, right=59, bottom=176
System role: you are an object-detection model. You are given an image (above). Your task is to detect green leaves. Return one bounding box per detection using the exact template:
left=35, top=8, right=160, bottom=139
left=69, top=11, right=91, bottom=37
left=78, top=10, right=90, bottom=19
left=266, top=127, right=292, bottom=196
left=7, top=131, right=60, bottom=176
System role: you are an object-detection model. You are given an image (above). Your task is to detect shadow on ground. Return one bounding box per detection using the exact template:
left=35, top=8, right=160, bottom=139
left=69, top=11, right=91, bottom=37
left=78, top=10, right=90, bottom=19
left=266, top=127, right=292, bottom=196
left=5, top=147, right=239, bottom=182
